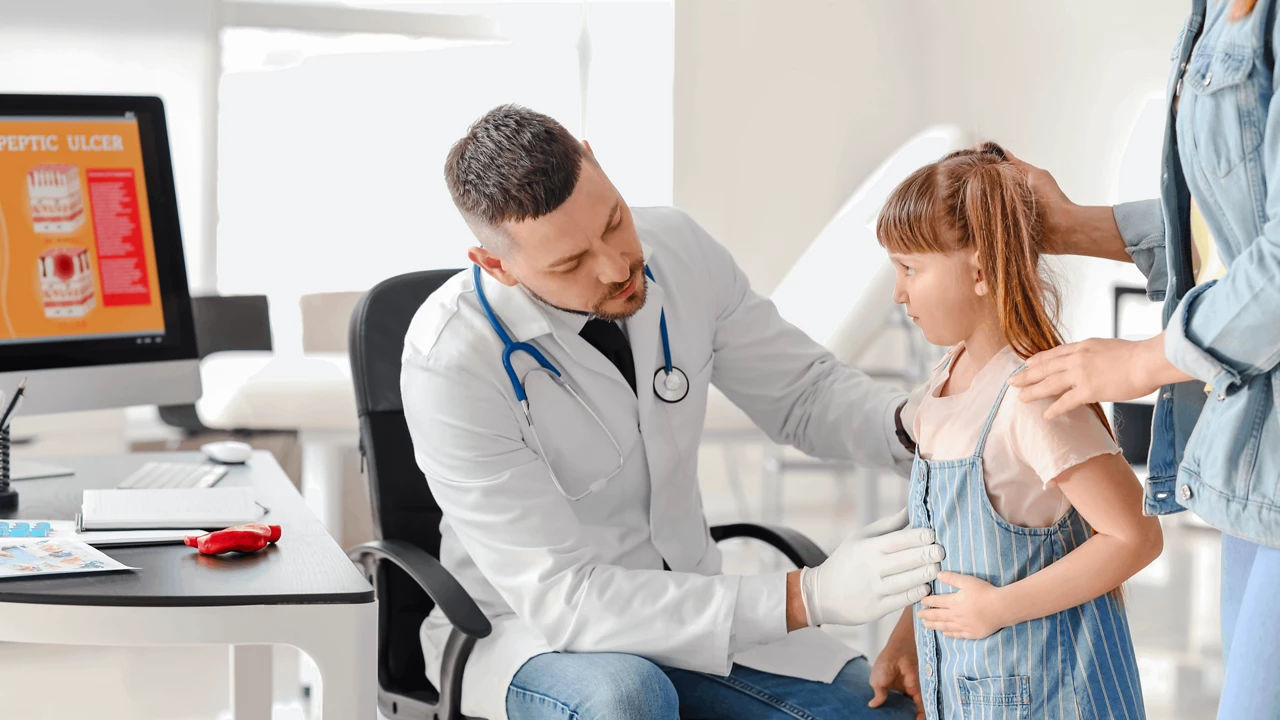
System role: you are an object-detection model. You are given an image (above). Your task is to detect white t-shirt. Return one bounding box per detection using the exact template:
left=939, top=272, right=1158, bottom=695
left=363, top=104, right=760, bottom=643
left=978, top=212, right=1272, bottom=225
left=902, top=343, right=1121, bottom=528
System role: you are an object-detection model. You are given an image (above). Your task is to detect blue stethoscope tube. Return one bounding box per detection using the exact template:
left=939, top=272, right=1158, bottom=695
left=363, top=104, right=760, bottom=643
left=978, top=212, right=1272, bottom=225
left=472, top=264, right=689, bottom=408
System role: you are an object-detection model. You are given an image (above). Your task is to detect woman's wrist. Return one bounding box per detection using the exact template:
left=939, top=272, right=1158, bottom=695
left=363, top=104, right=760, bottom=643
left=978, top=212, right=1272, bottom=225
left=1050, top=204, right=1130, bottom=262
left=1139, top=333, right=1194, bottom=388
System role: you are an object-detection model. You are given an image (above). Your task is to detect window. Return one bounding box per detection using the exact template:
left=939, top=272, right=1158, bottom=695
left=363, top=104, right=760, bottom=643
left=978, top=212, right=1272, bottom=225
left=217, top=1, right=673, bottom=349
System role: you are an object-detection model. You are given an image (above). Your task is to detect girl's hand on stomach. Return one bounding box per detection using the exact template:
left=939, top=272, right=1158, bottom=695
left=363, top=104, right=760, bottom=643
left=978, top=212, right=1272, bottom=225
left=917, top=571, right=1010, bottom=640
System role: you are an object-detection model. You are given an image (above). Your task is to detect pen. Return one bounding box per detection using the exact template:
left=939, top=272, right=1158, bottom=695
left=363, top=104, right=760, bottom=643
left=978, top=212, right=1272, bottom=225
left=0, top=378, right=26, bottom=430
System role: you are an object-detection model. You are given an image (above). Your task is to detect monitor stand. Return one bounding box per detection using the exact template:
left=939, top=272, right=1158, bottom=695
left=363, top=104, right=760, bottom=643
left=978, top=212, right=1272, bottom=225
left=10, top=460, right=74, bottom=481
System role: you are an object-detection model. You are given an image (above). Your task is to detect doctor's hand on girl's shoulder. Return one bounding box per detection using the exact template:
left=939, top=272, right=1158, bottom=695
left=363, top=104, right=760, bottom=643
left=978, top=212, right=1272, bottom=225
left=916, top=571, right=1009, bottom=640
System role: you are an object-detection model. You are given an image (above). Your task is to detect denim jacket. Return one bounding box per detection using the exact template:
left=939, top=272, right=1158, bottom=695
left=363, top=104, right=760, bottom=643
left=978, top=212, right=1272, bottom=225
left=1113, top=0, right=1280, bottom=547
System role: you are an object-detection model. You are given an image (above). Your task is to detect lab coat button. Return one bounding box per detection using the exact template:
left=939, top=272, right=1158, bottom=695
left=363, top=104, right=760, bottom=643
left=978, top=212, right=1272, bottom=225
left=1180, top=484, right=1193, bottom=502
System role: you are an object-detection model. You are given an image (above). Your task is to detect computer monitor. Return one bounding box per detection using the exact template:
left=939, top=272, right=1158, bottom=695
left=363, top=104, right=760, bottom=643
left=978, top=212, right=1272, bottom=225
left=0, top=95, right=200, bottom=417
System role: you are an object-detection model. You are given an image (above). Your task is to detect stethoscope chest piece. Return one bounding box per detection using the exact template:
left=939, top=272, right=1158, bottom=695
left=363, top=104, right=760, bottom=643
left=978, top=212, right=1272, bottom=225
left=653, top=367, right=689, bottom=404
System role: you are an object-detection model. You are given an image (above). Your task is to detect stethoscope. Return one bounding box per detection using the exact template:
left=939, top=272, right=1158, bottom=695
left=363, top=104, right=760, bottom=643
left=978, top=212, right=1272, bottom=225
left=472, top=263, right=689, bottom=499
left=473, top=263, right=689, bottom=407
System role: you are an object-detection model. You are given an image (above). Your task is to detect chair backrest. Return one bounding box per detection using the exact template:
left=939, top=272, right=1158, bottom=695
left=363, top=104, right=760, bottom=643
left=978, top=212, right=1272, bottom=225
left=769, top=125, right=973, bottom=365
left=191, top=294, right=273, bottom=357
left=301, top=291, right=366, bottom=354
left=158, top=294, right=272, bottom=432
left=348, top=269, right=462, bottom=699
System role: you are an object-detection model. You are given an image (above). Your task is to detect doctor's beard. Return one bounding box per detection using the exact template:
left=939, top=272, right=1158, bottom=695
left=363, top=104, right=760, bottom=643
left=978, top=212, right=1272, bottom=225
left=526, top=263, right=648, bottom=322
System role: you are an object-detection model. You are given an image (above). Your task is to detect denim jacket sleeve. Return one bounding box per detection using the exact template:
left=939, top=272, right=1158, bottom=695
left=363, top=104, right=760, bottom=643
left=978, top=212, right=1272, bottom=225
left=1113, top=199, right=1168, bottom=301
left=1164, top=20, right=1280, bottom=395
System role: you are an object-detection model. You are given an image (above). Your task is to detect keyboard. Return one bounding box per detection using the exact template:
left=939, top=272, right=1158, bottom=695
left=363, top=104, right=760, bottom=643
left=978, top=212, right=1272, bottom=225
left=117, top=462, right=228, bottom=490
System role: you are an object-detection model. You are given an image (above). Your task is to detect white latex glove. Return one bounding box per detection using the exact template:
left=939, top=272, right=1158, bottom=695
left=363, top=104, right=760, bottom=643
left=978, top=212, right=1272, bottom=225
left=801, top=508, right=943, bottom=627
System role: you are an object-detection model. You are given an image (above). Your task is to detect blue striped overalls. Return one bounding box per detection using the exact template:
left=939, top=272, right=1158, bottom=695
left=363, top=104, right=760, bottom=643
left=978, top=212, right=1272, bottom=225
left=908, top=365, right=1146, bottom=719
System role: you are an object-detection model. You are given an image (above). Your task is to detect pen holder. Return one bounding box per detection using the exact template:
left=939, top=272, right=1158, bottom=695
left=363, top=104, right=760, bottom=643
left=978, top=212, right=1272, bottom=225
left=0, top=427, right=17, bottom=511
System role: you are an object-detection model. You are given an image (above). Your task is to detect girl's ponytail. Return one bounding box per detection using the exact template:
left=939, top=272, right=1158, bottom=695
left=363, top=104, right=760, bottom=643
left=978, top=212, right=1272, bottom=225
left=957, top=155, right=1113, bottom=439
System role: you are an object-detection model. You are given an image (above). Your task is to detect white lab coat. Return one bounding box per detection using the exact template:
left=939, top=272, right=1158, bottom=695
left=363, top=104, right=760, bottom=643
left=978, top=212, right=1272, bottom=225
left=401, top=207, right=911, bottom=720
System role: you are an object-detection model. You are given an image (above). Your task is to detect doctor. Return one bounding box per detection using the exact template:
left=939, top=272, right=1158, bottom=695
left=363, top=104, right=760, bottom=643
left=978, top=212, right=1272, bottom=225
left=402, top=104, right=942, bottom=720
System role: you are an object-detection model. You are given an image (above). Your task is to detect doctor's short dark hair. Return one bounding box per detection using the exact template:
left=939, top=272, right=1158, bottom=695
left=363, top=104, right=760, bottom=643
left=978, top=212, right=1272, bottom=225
left=444, top=104, right=591, bottom=235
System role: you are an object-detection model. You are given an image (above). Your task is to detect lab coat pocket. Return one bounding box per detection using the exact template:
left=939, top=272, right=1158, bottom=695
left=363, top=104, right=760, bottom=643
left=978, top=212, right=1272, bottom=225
left=955, top=675, right=1031, bottom=720
left=657, top=355, right=715, bottom=466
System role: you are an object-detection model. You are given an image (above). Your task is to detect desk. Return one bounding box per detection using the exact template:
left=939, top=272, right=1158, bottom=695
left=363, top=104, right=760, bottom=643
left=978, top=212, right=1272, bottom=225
left=0, top=451, right=376, bottom=719
left=197, top=352, right=358, bottom=540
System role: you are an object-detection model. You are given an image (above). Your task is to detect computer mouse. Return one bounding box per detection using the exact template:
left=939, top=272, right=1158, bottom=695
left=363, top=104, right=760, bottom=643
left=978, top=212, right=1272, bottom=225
left=200, top=440, right=252, bottom=465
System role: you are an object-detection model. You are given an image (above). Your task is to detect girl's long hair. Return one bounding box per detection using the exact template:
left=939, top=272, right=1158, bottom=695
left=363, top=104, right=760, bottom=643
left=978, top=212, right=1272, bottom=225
left=876, top=142, right=1114, bottom=439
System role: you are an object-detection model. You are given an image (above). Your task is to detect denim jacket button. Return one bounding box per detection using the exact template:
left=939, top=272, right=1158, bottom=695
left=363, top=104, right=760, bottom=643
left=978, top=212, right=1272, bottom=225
left=1180, top=484, right=1194, bottom=502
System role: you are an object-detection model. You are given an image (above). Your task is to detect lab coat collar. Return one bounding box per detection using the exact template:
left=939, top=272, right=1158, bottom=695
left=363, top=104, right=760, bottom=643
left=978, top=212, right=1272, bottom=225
left=476, top=271, right=554, bottom=343
left=476, top=241, right=656, bottom=344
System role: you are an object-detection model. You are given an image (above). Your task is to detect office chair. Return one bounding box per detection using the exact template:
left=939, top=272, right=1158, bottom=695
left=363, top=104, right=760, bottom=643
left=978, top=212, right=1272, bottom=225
left=157, top=294, right=274, bottom=433
left=345, top=269, right=831, bottom=720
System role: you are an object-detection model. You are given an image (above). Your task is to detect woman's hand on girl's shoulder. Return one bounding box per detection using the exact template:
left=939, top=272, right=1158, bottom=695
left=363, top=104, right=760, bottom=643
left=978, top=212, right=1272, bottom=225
left=1010, top=335, right=1191, bottom=419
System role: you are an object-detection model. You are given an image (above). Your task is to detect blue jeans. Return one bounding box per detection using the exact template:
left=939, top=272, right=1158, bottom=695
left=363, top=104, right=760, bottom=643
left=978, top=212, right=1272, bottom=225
left=506, top=652, right=916, bottom=720
left=1217, top=534, right=1280, bottom=719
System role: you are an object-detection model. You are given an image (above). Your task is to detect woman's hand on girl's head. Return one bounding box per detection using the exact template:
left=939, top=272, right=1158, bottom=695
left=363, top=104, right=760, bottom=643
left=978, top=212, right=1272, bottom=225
left=995, top=147, right=1075, bottom=255
left=916, top=571, right=1010, bottom=640
left=991, top=146, right=1135, bottom=263
left=1010, top=334, right=1193, bottom=419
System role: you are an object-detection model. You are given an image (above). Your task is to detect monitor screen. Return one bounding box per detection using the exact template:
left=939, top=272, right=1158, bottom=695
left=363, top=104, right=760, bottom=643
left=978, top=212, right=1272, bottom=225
left=0, top=95, right=198, bottom=416
left=0, top=96, right=196, bottom=376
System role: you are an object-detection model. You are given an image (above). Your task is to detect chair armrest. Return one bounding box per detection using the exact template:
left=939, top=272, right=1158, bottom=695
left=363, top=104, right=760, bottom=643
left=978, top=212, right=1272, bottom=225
left=348, top=539, right=491, bottom=639
left=710, top=523, right=828, bottom=568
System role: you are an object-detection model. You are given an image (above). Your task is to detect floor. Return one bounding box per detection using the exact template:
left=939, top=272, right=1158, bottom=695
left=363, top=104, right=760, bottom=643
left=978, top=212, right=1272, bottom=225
left=0, top=417, right=1228, bottom=719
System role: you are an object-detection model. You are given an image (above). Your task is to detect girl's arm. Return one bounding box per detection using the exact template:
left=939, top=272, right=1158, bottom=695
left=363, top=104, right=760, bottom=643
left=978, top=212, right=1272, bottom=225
left=868, top=608, right=924, bottom=719
left=917, top=452, right=1162, bottom=639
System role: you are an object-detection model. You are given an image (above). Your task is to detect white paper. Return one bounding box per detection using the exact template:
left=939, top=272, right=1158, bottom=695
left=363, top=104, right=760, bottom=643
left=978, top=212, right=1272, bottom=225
left=0, top=538, right=135, bottom=579
left=731, top=627, right=862, bottom=683
left=0, top=519, right=206, bottom=546
left=80, top=487, right=261, bottom=530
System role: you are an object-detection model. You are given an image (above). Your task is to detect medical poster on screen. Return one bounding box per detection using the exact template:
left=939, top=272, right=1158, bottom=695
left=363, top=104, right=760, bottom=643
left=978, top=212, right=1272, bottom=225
left=0, top=118, right=164, bottom=343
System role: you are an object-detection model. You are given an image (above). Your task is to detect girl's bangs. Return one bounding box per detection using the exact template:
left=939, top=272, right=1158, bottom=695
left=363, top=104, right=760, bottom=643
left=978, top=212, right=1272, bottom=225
left=876, top=166, right=952, bottom=255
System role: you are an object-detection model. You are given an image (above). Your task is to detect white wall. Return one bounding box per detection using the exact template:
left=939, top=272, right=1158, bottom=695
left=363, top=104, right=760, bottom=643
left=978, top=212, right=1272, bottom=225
left=675, top=0, right=1187, bottom=344
left=0, top=0, right=219, bottom=293
left=674, top=2, right=927, bottom=297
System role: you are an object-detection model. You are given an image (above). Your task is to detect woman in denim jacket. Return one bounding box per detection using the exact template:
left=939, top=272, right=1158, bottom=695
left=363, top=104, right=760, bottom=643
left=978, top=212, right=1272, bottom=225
left=1009, top=0, right=1280, bottom=716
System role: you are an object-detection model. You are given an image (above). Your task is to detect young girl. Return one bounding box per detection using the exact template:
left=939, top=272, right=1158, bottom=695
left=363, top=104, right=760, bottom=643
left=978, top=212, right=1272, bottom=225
left=873, top=144, right=1162, bottom=719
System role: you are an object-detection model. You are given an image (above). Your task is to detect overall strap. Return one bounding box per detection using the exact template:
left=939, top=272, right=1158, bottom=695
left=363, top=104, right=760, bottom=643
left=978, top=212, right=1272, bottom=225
left=972, top=363, right=1028, bottom=458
